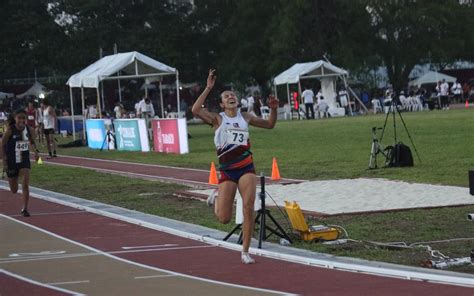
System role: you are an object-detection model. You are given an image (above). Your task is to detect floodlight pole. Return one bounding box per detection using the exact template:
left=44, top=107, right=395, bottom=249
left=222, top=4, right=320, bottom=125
left=159, top=79, right=164, bottom=118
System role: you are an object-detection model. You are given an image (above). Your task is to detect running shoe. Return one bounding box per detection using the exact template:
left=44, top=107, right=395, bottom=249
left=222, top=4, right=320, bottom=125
left=20, top=209, right=30, bottom=217
left=241, top=252, right=255, bottom=264
left=206, top=189, right=218, bottom=207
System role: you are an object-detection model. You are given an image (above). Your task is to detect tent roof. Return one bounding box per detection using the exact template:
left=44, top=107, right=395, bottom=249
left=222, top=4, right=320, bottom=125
left=17, top=81, right=48, bottom=99
left=273, top=60, right=348, bottom=85
left=67, top=51, right=177, bottom=88
left=408, top=71, right=456, bottom=87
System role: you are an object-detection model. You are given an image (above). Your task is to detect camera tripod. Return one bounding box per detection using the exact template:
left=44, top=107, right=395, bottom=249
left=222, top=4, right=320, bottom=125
left=223, top=173, right=292, bottom=249
left=368, top=100, right=421, bottom=169
left=100, top=130, right=116, bottom=151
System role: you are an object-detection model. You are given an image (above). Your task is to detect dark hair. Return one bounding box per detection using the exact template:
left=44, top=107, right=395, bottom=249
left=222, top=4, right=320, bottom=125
left=7, top=109, right=26, bottom=126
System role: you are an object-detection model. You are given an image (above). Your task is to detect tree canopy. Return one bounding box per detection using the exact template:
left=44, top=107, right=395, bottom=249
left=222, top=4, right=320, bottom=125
left=1, top=0, right=473, bottom=92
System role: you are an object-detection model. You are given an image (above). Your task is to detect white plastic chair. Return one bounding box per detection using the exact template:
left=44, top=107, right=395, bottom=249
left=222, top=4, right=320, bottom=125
left=371, top=99, right=382, bottom=114
left=260, top=106, right=270, bottom=119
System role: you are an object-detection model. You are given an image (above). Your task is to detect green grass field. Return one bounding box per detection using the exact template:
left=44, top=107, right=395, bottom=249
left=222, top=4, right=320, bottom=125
left=6, top=108, right=473, bottom=273
left=54, top=109, right=473, bottom=186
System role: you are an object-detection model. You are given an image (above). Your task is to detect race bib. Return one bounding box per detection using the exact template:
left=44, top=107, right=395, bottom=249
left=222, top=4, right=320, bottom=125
left=27, top=115, right=34, bottom=120
left=226, top=129, right=249, bottom=145
left=15, top=141, right=29, bottom=152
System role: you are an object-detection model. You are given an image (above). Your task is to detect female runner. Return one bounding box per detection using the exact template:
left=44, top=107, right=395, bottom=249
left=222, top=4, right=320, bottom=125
left=192, top=69, right=278, bottom=264
left=1, top=110, right=40, bottom=217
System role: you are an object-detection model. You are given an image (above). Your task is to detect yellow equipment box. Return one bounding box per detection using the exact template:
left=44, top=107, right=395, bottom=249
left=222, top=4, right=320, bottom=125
left=284, top=201, right=340, bottom=242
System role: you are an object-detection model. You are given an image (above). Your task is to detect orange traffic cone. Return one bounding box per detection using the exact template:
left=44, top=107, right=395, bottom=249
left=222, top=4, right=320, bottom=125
left=208, top=162, right=219, bottom=185
left=466, top=100, right=469, bottom=109
left=271, top=157, right=281, bottom=181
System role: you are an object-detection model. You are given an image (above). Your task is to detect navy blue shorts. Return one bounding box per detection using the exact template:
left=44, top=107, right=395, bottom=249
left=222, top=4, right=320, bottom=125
left=219, top=163, right=256, bottom=184
left=6, top=161, right=31, bottom=178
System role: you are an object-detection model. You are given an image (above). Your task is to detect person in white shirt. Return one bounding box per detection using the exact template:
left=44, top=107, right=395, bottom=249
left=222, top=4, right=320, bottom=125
left=315, top=96, right=329, bottom=118
left=399, top=91, right=408, bottom=110
left=451, top=81, right=462, bottom=103
left=316, top=90, right=323, bottom=104
left=113, top=101, right=124, bottom=119
left=246, top=95, right=255, bottom=114
left=240, top=97, right=248, bottom=112
left=338, top=88, right=349, bottom=114
left=301, top=86, right=315, bottom=119
left=436, top=79, right=450, bottom=110
left=134, top=99, right=141, bottom=117
left=87, top=104, right=98, bottom=119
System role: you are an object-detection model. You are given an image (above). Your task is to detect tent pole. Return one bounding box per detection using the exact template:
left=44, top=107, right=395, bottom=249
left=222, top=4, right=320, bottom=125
left=159, top=79, right=164, bottom=118
left=297, top=78, right=303, bottom=120
left=101, top=81, right=105, bottom=113
left=118, top=75, right=122, bottom=102
left=176, top=72, right=181, bottom=118
left=145, top=83, right=148, bottom=98
left=96, top=87, right=102, bottom=118
left=81, top=87, right=86, bottom=140
left=69, top=87, right=76, bottom=141
left=286, top=83, right=291, bottom=120
left=342, top=75, right=353, bottom=116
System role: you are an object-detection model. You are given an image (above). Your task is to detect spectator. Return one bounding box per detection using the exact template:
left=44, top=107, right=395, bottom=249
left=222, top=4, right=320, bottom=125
left=113, top=101, right=124, bottom=119
left=436, top=79, right=449, bottom=110
left=246, top=94, right=255, bottom=114
left=25, top=102, right=36, bottom=130
left=338, top=88, right=349, bottom=114
left=315, top=96, right=329, bottom=118
left=301, top=86, right=315, bottom=119
left=240, top=96, right=248, bottom=112
left=87, top=104, right=98, bottom=118
left=451, top=81, right=462, bottom=103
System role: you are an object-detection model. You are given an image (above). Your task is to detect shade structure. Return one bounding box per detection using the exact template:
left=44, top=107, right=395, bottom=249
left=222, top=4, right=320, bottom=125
left=66, top=51, right=181, bottom=140
left=273, top=60, right=348, bottom=86
left=273, top=60, right=361, bottom=114
left=408, top=71, right=457, bottom=87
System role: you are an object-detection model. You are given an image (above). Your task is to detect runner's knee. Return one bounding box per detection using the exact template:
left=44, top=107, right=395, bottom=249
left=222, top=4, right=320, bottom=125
left=216, top=212, right=232, bottom=224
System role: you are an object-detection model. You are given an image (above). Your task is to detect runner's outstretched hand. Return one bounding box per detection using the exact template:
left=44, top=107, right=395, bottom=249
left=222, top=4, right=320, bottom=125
left=267, top=95, right=279, bottom=109
left=207, top=69, right=216, bottom=90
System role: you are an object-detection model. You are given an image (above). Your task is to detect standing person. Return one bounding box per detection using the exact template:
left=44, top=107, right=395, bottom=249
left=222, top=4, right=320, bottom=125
left=192, top=70, right=279, bottom=264
left=113, top=101, right=124, bottom=119
left=240, top=96, right=248, bottom=112
left=1, top=110, right=40, bottom=217
left=25, top=102, right=36, bottom=131
left=36, top=101, right=45, bottom=144
left=247, top=94, right=255, bottom=114
left=43, top=100, right=57, bottom=158
left=301, top=86, right=315, bottom=119
left=338, top=88, right=349, bottom=114
left=451, top=81, right=462, bottom=103
left=440, top=79, right=450, bottom=110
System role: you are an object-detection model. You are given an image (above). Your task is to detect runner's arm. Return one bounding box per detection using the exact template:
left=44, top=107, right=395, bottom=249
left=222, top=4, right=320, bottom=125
left=27, top=126, right=40, bottom=160
left=247, top=95, right=279, bottom=129
left=1, top=128, right=12, bottom=169
left=192, top=69, right=220, bottom=127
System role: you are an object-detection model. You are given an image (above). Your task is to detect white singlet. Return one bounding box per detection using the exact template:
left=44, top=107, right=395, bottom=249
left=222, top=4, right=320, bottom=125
left=43, top=107, right=55, bottom=129
left=214, top=111, right=249, bottom=156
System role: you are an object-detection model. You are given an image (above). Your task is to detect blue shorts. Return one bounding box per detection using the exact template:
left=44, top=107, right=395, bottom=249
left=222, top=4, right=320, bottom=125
left=219, top=163, right=256, bottom=184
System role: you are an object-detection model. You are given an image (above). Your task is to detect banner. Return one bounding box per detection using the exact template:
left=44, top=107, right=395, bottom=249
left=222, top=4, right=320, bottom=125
left=114, top=119, right=150, bottom=152
left=85, top=119, right=106, bottom=149
left=152, top=118, right=189, bottom=154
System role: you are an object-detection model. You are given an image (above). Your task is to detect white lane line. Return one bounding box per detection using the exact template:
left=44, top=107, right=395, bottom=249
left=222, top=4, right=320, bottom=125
left=44, top=162, right=210, bottom=185
left=9, top=251, right=66, bottom=258
left=134, top=274, right=177, bottom=280
left=9, top=210, right=86, bottom=217
left=121, top=244, right=178, bottom=250
left=0, top=246, right=214, bottom=264
left=0, top=214, right=288, bottom=295
left=0, top=269, right=83, bottom=295
left=52, top=155, right=307, bottom=182
left=111, top=245, right=214, bottom=255
left=48, top=280, right=90, bottom=286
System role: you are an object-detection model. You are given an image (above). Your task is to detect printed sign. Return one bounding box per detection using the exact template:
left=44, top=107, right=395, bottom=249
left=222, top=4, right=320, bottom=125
left=85, top=119, right=106, bottom=149
left=152, top=118, right=188, bottom=154
left=114, top=119, right=142, bottom=151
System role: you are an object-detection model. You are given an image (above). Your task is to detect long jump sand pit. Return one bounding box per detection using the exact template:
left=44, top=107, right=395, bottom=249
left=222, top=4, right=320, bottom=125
left=190, top=178, right=473, bottom=215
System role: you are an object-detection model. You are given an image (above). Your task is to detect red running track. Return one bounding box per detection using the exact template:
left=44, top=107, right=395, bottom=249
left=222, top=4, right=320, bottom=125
left=39, top=155, right=301, bottom=187
left=1, top=190, right=473, bottom=295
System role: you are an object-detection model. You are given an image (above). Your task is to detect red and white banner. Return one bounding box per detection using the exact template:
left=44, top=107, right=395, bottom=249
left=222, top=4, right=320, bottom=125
left=152, top=118, right=189, bottom=154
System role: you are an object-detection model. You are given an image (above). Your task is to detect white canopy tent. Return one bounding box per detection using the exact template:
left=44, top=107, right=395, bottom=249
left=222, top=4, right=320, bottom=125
left=408, top=71, right=456, bottom=87
left=273, top=60, right=366, bottom=116
left=0, top=91, right=14, bottom=99
left=66, top=51, right=180, bottom=140
left=17, top=81, right=48, bottom=99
